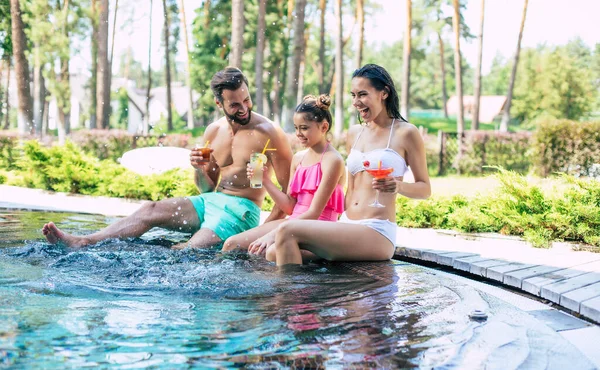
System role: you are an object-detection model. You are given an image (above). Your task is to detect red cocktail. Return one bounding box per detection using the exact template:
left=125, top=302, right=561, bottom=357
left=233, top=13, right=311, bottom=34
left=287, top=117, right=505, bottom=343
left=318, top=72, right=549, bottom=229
left=365, top=167, right=394, bottom=179
left=365, top=167, right=393, bottom=208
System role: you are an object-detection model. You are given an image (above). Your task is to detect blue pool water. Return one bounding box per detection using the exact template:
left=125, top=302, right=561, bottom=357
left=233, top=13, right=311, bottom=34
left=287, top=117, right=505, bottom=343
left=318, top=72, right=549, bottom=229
left=0, top=209, right=595, bottom=369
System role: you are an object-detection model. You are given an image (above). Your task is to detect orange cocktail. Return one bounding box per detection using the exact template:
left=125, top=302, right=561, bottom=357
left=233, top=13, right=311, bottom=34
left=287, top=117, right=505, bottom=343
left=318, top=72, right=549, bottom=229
left=365, top=167, right=393, bottom=179
left=364, top=166, right=393, bottom=208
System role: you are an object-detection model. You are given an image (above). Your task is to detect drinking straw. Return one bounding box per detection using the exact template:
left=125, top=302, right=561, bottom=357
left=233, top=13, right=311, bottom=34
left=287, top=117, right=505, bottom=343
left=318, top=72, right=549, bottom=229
left=378, top=160, right=382, bottom=170
left=261, top=139, right=278, bottom=154
left=204, top=141, right=210, bottom=148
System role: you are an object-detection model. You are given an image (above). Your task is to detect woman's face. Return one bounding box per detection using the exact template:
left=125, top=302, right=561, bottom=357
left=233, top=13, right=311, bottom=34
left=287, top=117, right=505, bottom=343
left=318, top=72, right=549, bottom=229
left=350, top=77, right=387, bottom=122
left=293, top=113, right=327, bottom=148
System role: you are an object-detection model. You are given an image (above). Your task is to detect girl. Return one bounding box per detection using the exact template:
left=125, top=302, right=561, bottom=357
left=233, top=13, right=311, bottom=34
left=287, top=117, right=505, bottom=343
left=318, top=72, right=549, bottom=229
left=222, top=94, right=345, bottom=259
left=271, top=64, right=431, bottom=265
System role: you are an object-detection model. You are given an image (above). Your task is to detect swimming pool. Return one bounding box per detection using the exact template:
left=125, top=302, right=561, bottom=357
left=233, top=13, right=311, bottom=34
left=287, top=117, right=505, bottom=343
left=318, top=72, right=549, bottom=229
left=0, top=209, right=595, bottom=368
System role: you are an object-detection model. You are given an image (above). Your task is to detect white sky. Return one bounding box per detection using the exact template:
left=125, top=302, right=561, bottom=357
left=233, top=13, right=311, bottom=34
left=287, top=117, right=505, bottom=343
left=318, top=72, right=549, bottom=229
left=71, top=0, right=600, bottom=78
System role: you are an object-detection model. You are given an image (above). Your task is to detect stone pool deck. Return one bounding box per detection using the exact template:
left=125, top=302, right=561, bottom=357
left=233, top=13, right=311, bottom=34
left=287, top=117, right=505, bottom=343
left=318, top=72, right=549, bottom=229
left=1, top=184, right=600, bottom=326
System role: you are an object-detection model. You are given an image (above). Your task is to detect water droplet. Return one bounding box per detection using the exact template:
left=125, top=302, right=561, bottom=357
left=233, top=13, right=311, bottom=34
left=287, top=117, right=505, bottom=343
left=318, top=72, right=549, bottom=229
left=175, top=212, right=179, bottom=215
left=183, top=220, right=188, bottom=225
left=177, top=206, right=181, bottom=210
left=233, top=175, right=238, bottom=179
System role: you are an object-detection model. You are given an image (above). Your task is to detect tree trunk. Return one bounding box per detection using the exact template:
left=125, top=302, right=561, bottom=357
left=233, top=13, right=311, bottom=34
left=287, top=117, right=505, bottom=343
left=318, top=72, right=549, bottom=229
left=472, top=0, right=485, bottom=130
left=255, top=0, right=267, bottom=115
left=180, top=0, right=195, bottom=128
left=500, top=0, right=528, bottom=132
left=348, top=0, right=364, bottom=128
left=162, top=0, right=173, bottom=131
left=333, top=0, right=343, bottom=139
left=57, top=0, right=71, bottom=144
left=400, top=0, right=412, bottom=120
left=143, top=0, right=153, bottom=135
left=317, top=0, right=327, bottom=94
left=108, top=0, right=119, bottom=124
left=297, top=30, right=309, bottom=103
left=2, top=61, right=10, bottom=130
left=10, top=0, right=33, bottom=134
left=282, top=0, right=306, bottom=133
left=452, top=0, right=464, bottom=134
left=229, top=0, right=244, bottom=68
left=438, top=33, right=449, bottom=119
left=42, top=98, right=50, bottom=136
left=271, top=64, right=281, bottom=125
left=33, top=45, right=46, bottom=136
left=90, top=0, right=98, bottom=129
left=277, top=0, right=295, bottom=123
left=96, top=0, right=110, bottom=129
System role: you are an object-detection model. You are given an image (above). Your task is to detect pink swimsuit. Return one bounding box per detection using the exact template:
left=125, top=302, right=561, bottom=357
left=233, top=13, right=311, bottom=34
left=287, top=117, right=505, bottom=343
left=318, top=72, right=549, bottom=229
left=288, top=145, right=345, bottom=221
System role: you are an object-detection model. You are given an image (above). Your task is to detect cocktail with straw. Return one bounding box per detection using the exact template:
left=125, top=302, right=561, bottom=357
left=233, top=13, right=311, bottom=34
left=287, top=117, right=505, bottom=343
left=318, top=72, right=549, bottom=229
left=198, top=141, right=211, bottom=161
left=364, top=160, right=393, bottom=208
left=249, top=139, right=276, bottom=188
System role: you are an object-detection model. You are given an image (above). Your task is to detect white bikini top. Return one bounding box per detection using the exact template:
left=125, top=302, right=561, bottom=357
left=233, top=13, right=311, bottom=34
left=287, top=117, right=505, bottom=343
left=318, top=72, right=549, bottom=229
left=346, top=119, right=408, bottom=177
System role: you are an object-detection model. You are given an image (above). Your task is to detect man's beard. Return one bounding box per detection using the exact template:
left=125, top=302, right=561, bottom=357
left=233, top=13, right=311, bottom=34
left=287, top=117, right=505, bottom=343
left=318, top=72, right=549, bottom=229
left=224, top=107, right=252, bottom=125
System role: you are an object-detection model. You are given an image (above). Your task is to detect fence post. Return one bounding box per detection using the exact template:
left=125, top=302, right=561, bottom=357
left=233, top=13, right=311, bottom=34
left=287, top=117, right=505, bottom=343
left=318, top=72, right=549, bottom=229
left=437, top=130, right=444, bottom=176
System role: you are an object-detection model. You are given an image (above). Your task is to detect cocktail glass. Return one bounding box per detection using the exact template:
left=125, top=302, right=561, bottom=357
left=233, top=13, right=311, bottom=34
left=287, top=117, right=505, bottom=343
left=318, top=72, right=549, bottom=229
left=365, top=167, right=394, bottom=208
left=249, top=153, right=268, bottom=188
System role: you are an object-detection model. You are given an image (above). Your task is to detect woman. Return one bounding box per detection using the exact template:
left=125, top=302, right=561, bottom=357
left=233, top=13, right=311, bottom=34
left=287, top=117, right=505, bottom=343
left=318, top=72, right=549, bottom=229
left=271, top=64, right=431, bottom=266
left=222, top=94, right=345, bottom=258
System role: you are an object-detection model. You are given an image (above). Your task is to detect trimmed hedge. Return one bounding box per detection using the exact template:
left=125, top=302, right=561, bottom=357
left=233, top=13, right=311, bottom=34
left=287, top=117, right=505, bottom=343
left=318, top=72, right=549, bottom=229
left=457, top=131, right=533, bottom=175
left=531, top=119, right=600, bottom=177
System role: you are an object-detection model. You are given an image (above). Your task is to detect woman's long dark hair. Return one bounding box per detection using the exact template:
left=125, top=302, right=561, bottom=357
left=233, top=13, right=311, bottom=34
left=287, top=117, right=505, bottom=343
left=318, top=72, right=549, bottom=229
left=352, top=64, right=407, bottom=122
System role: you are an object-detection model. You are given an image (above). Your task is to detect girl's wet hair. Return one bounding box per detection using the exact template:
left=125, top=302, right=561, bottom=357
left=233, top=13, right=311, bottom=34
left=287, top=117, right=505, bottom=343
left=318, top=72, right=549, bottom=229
left=352, top=64, right=406, bottom=122
left=295, top=94, right=333, bottom=133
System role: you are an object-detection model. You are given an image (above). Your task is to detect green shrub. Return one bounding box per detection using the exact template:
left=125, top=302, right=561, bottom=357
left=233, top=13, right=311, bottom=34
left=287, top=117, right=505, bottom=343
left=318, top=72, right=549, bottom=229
left=531, top=119, right=600, bottom=177
left=397, top=168, right=600, bottom=248
left=457, top=131, right=533, bottom=175
left=69, top=130, right=193, bottom=162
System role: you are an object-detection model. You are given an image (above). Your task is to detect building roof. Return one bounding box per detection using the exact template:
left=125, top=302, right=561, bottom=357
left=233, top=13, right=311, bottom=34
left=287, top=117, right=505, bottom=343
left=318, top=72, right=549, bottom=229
left=446, top=95, right=507, bottom=123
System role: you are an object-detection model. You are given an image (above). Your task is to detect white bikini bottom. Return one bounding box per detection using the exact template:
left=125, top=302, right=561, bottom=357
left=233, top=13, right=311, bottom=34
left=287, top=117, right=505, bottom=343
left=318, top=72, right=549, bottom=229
left=339, top=212, right=397, bottom=248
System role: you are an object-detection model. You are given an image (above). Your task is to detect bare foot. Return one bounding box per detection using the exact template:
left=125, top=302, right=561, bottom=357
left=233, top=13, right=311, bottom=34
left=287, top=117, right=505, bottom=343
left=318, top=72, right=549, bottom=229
left=41, top=222, right=90, bottom=248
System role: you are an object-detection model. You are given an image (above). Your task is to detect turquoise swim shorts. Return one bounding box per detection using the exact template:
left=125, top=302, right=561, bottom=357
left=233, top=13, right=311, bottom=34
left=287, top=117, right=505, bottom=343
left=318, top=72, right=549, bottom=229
left=187, top=192, right=261, bottom=241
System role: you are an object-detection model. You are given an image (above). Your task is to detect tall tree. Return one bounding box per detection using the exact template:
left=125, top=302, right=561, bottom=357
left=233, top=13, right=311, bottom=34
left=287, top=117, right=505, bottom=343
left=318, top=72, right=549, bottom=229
left=229, top=0, right=244, bottom=68
left=143, top=0, right=153, bottom=135
left=57, top=0, right=72, bottom=143
left=400, top=0, right=412, bottom=119
left=282, top=0, right=306, bottom=132
left=96, top=0, right=109, bottom=129
left=10, top=0, right=33, bottom=134
left=27, top=0, right=52, bottom=136
left=471, top=0, right=485, bottom=130
left=162, top=0, right=173, bottom=131
left=179, top=0, right=194, bottom=128
left=89, top=0, right=98, bottom=128
left=255, top=0, right=267, bottom=114
left=317, top=0, right=327, bottom=94
left=451, top=0, right=464, bottom=134
left=438, top=32, right=449, bottom=118
left=349, top=0, right=365, bottom=128
left=333, top=0, right=343, bottom=139
left=500, top=0, right=528, bottom=132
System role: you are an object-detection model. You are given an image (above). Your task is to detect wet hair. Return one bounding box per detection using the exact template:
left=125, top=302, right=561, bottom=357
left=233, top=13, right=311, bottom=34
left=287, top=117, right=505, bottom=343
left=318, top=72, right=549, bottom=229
left=294, top=94, right=333, bottom=133
left=210, top=67, right=250, bottom=102
left=351, top=64, right=406, bottom=122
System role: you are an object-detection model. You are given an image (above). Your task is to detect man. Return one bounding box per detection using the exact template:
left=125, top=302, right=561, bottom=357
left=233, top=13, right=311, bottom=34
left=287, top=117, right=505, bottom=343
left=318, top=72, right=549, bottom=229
left=42, top=67, right=293, bottom=249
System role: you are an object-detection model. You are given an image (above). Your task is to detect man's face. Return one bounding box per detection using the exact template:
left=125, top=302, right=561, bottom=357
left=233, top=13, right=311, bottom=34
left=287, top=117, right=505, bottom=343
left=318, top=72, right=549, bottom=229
left=218, top=83, right=253, bottom=125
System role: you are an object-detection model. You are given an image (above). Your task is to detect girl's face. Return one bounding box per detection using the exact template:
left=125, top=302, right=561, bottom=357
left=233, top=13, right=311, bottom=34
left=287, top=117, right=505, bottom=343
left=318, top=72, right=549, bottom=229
left=293, top=113, right=328, bottom=148
left=350, top=77, right=388, bottom=122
